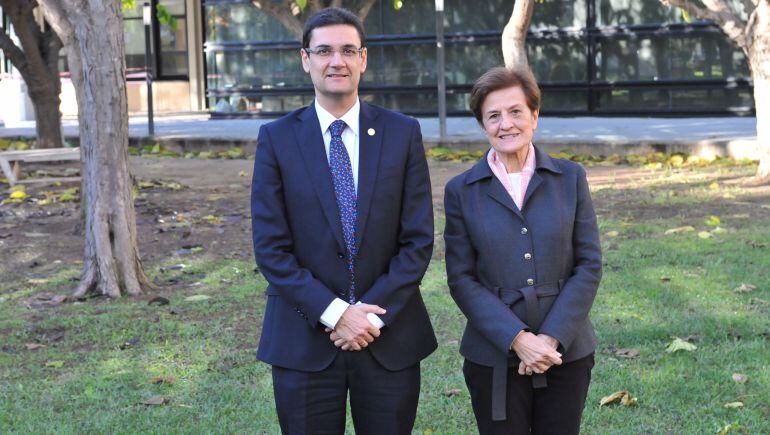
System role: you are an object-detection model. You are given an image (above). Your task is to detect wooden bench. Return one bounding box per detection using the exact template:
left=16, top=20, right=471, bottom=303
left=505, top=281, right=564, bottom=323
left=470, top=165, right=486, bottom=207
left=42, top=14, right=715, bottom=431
left=0, top=147, right=80, bottom=186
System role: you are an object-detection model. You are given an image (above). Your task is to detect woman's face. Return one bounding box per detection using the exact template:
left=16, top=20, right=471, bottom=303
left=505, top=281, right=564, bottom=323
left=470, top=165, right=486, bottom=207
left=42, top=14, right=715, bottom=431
left=480, top=86, right=539, bottom=157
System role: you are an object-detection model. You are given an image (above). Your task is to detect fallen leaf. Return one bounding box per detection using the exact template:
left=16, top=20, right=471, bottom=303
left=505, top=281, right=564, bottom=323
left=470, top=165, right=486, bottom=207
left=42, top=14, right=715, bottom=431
left=140, top=395, right=171, bottom=406
left=202, top=215, right=224, bottom=225
left=717, top=423, right=737, bottom=435
left=150, top=375, right=175, bottom=385
left=25, top=343, right=47, bottom=350
left=660, top=277, right=671, bottom=283
left=723, top=401, right=744, bottom=409
left=184, top=294, right=210, bottom=302
left=731, top=373, right=748, bottom=384
left=10, top=190, right=27, bottom=200
left=615, top=348, right=639, bottom=358
left=621, top=394, right=637, bottom=407
left=746, top=240, right=768, bottom=248
left=45, top=360, right=65, bottom=368
left=664, top=226, right=695, bottom=235
left=605, top=231, right=619, bottom=238
left=148, top=296, right=170, bottom=306
left=238, top=171, right=248, bottom=177
left=599, top=390, right=637, bottom=407
left=697, top=231, right=713, bottom=239
left=665, top=337, right=697, bottom=353
left=443, top=388, right=462, bottom=397
left=709, top=182, right=719, bottom=189
left=733, top=283, right=756, bottom=293
left=704, top=215, right=721, bottom=226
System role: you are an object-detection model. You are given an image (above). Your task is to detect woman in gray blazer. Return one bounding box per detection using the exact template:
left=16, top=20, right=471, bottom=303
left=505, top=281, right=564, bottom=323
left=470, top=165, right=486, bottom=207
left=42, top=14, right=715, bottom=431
left=444, top=67, right=602, bottom=434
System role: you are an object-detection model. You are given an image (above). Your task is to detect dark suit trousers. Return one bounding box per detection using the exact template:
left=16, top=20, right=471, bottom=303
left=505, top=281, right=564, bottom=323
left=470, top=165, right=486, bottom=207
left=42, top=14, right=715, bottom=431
left=272, top=350, right=420, bottom=435
left=463, top=354, right=594, bottom=435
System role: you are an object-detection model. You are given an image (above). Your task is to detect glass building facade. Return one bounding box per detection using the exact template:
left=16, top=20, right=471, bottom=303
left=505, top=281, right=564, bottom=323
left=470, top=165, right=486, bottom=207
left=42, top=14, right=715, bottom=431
left=202, top=0, right=754, bottom=117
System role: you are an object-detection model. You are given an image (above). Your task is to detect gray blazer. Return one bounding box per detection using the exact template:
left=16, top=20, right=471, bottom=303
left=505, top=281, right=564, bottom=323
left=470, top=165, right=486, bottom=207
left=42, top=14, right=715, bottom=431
left=443, top=146, right=602, bottom=420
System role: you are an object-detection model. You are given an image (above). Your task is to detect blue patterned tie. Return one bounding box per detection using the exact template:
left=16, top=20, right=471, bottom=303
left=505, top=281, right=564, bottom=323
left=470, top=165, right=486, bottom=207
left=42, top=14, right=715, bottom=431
left=328, top=119, right=357, bottom=303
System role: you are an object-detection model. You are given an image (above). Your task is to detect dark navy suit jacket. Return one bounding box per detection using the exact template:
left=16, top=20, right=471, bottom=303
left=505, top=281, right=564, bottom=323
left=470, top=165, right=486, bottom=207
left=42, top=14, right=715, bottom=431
left=444, top=146, right=602, bottom=367
left=251, top=101, right=437, bottom=372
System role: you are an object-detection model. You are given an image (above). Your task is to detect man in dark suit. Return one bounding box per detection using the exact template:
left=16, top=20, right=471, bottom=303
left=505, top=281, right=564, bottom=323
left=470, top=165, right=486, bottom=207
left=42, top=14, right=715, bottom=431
left=250, top=7, right=437, bottom=434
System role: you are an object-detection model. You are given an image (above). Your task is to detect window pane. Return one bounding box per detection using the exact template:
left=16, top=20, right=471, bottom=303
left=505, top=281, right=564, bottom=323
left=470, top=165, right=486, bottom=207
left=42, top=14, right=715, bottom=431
left=445, top=40, right=503, bottom=86
left=594, top=33, right=749, bottom=82
left=529, top=38, right=587, bottom=82
left=597, top=0, right=681, bottom=26
left=363, top=43, right=436, bottom=86
left=159, top=17, right=188, bottom=76
left=205, top=3, right=295, bottom=43
left=594, top=87, right=753, bottom=111
left=206, top=49, right=306, bottom=90
left=124, top=19, right=146, bottom=72
left=159, top=0, right=185, bottom=15
left=541, top=89, right=588, bottom=111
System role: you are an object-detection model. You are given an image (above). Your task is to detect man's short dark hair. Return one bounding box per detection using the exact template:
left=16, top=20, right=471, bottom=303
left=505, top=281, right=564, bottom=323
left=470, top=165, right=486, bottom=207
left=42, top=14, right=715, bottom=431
left=302, top=7, right=366, bottom=48
left=469, top=67, right=541, bottom=124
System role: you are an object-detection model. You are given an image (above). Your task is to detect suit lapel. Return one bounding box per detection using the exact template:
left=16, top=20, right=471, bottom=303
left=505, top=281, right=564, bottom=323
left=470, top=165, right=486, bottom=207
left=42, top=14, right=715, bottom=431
left=522, top=171, right=543, bottom=210
left=487, top=178, right=524, bottom=220
left=294, top=105, right=346, bottom=252
left=355, top=101, right=384, bottom=250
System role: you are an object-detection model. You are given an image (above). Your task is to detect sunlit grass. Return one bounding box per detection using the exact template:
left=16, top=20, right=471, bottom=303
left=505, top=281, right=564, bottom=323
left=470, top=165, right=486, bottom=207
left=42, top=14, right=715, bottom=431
left=1, top=165, right=768, bottom=433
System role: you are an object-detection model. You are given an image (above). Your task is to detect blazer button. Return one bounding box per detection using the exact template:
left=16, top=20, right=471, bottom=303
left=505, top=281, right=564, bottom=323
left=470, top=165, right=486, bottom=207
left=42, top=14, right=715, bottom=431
left=524, top=253, right=532, bottom=260
left=527, top=278, right=534, bottom=285
left=521, top=227, right=528, bottom=235
left=337, top=253, right=345, bottom=259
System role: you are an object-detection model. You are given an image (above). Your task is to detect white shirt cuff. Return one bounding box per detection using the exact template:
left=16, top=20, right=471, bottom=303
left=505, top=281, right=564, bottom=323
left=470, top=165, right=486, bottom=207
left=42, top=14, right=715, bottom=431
left=320, top=298, right=349, bottom=329
left=356, top=301, right=385, bottom=329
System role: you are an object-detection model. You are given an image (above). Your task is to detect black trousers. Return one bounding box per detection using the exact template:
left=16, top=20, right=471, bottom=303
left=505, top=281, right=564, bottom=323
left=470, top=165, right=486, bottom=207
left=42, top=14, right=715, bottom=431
left=272, top=350, right=420, bottom=435
left=463, top=353, right=594, bottom=435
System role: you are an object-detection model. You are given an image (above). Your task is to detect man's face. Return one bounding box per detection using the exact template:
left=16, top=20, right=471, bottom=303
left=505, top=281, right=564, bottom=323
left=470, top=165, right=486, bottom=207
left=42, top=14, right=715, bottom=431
left=301, top=24, right=367, bottom=102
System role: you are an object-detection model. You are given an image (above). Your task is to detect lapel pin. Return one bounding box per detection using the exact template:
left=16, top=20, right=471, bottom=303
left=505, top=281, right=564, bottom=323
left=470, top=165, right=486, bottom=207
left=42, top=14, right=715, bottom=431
left=367, top=128, right=375, bottom=136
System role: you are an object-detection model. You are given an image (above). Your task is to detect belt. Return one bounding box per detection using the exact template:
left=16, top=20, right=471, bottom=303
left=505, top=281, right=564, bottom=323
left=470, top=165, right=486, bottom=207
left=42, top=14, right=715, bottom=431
left=491, top=279, right=564, bottom=421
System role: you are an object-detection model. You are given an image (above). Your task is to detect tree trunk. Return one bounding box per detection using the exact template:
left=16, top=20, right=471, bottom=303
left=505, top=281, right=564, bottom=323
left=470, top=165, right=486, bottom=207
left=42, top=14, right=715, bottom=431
left=39, top=0, right=153, bottom=298
left=748, top=1, right=770, bottom=183
left=0, top=0, right=64, bottom=148
left=502, top=0, right=534, bottom=70
left=28, top=78, right=63, bottom=149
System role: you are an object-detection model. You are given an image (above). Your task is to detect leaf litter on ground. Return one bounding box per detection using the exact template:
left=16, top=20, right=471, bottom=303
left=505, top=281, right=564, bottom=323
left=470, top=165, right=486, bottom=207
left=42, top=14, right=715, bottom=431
left=665, top=337, right=697, bottom=353
left=599, top=390, right=637, bottom=407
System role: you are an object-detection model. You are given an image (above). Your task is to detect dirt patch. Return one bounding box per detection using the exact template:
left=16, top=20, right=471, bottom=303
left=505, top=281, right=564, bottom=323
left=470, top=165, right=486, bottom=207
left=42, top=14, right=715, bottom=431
left=1, top=157, right=768, bottom=297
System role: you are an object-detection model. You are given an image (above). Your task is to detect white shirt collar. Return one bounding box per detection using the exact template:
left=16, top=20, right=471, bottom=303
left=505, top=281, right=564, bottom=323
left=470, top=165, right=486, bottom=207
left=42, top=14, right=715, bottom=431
left=315, top=99, right=360, bottom=136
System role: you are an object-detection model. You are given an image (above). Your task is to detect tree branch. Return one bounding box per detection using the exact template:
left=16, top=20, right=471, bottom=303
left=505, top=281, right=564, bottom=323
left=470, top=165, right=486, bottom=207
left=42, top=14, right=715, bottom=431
left=739, top=0, right=756, bottom=16
left=37, top=0, right=77, bottom=47
left=251, top=0, right=304, bottom=41
left=0, top=26, right=28, bottom=74
left=661, top=0, right=748, bottom=52
left=357, top=0, right=378, bottom=23
left=330, top=0, right=343, bottom=9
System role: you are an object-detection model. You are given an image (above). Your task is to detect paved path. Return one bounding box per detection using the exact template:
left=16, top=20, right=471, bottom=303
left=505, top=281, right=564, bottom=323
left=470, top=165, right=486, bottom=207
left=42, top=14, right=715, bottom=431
left=1, top=113, right=759, bottom=158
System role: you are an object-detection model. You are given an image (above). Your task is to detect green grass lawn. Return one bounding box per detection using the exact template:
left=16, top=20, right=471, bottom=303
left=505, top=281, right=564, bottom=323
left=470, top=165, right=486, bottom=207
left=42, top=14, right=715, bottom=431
left=1, top=165, right=768, bottom=433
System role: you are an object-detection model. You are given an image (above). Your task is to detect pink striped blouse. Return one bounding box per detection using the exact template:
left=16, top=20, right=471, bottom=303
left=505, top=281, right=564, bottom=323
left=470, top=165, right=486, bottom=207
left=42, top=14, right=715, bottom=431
left=487, top=143, right=536, bottom=210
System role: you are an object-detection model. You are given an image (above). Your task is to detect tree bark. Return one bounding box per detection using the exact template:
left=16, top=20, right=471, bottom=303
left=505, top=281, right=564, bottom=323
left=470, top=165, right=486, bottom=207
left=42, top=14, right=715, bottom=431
left=747, top=0, right=770, bottom=183
left=0, top=0, right=64, bottom=149
left=39, top=0, right=154, bottom=298
left=502, top=0, right=534, bottom=70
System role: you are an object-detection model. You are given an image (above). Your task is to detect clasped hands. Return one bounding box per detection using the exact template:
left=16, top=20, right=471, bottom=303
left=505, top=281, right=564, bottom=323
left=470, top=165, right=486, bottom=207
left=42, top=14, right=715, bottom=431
left=511, top=332, right=562, bottom=376
left=325, top=303, right=386, bottom=351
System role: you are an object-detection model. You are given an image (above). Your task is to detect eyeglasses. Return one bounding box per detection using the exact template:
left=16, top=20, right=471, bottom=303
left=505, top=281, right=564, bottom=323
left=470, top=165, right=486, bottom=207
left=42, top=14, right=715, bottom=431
left=304, top=46, right=364, bottom=59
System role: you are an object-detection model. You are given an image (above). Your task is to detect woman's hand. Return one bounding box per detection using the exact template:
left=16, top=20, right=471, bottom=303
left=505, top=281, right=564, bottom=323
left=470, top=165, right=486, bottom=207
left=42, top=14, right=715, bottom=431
left=512, top=332, right=562, bottom=374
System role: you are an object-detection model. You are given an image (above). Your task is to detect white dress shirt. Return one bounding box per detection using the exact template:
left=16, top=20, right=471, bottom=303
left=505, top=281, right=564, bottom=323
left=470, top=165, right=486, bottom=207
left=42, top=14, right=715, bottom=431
left=315, top=99, right=385, bottom=331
